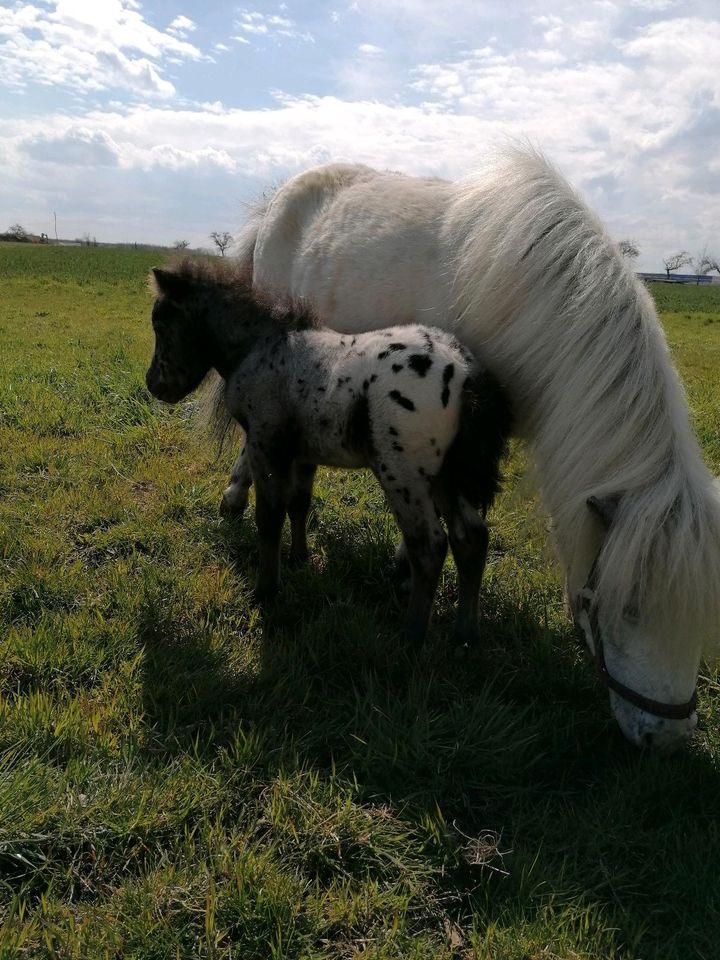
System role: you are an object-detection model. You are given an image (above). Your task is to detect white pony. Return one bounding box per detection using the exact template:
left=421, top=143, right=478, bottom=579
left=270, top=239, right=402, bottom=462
left=220, top=145, right=720, bottom=750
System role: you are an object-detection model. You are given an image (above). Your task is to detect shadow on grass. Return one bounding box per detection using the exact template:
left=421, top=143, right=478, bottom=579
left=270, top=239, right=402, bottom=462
left=138, top=513, right=720, bottom=959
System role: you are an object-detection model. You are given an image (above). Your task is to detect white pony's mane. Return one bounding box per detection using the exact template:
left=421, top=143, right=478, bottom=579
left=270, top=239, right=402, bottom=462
left=449, top=145, right=720, bottom=652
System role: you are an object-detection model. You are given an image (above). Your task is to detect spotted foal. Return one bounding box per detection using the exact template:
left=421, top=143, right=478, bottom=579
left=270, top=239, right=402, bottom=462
left=146, top=260, right=511, bottom=647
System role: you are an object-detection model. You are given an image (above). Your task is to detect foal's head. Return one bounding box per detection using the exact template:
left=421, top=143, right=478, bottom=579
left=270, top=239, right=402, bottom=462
left=145, top=265, right=214, bottom=403
left=146, top=258, right=315, bottom=404
left=146, top=259, right=255, bottom=403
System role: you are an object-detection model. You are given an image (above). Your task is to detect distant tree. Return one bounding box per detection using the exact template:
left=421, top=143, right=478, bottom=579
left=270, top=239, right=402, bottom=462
left=693, top=247, right=720, bottom=284
left=618, top=239, right=639, bottom=261
left=662, top=251, right=692, bottom=280
left=210, top=231, right=233, bottom=257
left=7, top=223, right=27, bottom=241
left=174, top=239, right=190, bottom=250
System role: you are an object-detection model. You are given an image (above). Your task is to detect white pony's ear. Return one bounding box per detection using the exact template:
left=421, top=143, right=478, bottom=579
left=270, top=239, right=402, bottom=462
left=587, top=494, right=619, bottom=530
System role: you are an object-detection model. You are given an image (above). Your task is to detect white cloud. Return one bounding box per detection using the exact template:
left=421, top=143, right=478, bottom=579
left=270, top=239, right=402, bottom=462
left=235, top=9, right=314, bottom=43
left=0, top=0, right=201, bottom=98
left=533, top=13, right=564, bottom=44
left=167, top=15, right=196, bottom=37
left=630, top=0, right=678, bottom=9
left=358, top=43, right=384, bottom=55
left=95, top=47, right=176, bottom=97
left=22, top=127, right=121, bottom=167
left=525, top=48, right=567, bottom=64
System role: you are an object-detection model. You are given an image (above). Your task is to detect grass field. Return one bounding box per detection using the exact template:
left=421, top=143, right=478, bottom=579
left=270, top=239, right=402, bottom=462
left=1, top=244, right=719, bottom=959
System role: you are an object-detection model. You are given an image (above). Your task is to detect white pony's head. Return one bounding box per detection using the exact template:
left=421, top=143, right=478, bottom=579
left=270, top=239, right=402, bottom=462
left=570, top=495, right=703, bottom=750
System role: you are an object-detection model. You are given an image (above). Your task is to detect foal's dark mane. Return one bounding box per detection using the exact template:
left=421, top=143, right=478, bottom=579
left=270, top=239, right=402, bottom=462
left=160, top=257, right=318, bottom=332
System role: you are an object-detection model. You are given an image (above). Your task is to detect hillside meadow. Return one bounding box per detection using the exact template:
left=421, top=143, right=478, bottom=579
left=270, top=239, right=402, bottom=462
left=1, top=244, right=720, bottom=959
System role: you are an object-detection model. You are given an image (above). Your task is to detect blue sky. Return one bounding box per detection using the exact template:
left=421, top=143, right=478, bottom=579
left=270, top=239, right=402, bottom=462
left=1, top=0, right=719, bottom=269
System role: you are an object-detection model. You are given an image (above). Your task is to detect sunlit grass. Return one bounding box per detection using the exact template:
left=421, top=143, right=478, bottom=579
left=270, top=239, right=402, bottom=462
left=1, top=247, right=719, bottom=958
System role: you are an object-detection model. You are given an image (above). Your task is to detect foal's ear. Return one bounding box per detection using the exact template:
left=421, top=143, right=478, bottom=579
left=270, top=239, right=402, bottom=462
left=151, top=267, right=188, bottom=300
left=587, top=494, right=620, bottom=530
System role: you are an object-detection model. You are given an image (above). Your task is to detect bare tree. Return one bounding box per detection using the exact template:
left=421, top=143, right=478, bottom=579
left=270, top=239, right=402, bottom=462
left=174, top=239, right=190, bottom=251
left=662, top=251, right=692, bottom=280
left=7, top=223, right=27, bottom=241
left=693, top=247, right=720, bottom=284
left=210, top=231, right=233, bottom=257
left=618, top=239, right=639, bottom=261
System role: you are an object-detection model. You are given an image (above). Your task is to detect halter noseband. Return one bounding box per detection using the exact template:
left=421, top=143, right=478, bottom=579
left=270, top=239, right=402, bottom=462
left=576, top=555, right=697, bottom=722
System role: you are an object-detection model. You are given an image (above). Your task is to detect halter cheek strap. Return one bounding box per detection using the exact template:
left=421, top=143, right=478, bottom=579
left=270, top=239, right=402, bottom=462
left=576, top=560, right=698, bottom=722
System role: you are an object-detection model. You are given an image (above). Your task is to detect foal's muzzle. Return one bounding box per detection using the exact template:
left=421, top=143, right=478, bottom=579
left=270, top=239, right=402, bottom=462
left=146, top=369, right=184, bottom=404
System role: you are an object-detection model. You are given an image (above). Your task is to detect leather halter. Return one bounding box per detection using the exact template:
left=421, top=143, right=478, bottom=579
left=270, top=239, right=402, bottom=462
left=576, top=556, right=698, bottom=722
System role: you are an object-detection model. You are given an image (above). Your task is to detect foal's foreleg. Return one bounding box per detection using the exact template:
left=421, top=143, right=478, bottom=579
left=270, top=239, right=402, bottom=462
left=288, top=462, right=317, bottom=564
left=220, top=440, right=253, bottom=517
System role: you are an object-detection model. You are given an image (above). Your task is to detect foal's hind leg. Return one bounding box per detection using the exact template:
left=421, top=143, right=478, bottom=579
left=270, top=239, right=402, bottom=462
left=247, top=446, right=292, bottom=602
left=220, top=440, right=253, bottom=517
left=378, top=468, right=447, bottom=648
left=440, top=492, right=489, bottom=648
left=287, top=462, right=317, bottom=565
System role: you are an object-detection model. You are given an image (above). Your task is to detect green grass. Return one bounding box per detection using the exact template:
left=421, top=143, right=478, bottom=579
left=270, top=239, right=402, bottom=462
left=1, top=248, right=719, bottom=959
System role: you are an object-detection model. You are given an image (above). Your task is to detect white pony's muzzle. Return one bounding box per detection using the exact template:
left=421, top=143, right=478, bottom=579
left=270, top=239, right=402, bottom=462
left=610, top=694, right=697, bottom=751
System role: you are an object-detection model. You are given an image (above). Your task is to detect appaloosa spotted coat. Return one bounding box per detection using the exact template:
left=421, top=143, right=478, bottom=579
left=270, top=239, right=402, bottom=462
left=146, top=260, right=512, bottom=647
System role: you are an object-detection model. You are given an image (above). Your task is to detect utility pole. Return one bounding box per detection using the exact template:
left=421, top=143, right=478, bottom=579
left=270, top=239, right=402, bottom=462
left=53, top=211, right=58, bottom=243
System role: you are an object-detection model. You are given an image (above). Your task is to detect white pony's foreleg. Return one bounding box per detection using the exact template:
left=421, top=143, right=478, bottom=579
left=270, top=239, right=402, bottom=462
left=220, top=441, right=252, bottom=517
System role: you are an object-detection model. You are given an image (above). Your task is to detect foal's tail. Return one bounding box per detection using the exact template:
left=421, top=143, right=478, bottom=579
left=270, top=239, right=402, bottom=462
left=443, top=367, right=513, bottom=511
left=196, top=372, right=242, bottom=453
